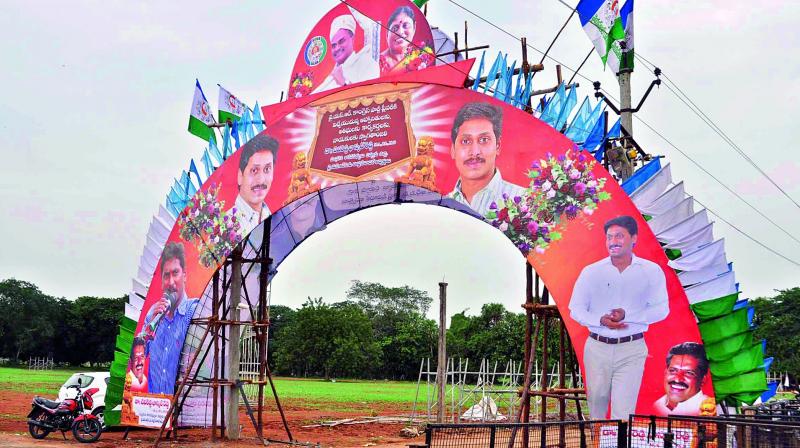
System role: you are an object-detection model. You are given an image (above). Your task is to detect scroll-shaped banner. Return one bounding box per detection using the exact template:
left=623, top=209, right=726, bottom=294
left=125, top=68, right=713, bottom=428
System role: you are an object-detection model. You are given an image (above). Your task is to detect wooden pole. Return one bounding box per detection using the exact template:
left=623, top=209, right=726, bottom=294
left=225, top=246, right=243, bottom=440
left=436, top=282, right=448, bottom=423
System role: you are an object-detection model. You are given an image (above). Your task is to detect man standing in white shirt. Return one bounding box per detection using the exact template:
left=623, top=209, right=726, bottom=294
left=313, top=8, right=379, bottom=94
left=569, top=215, right=669, bottom=419
left=235, top=134, right=278, bottom=236
left=446, top=102, right=525, bottom=217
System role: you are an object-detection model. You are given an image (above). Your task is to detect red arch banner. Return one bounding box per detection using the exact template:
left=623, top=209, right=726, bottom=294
left=123, top=63, right=711, bottom=427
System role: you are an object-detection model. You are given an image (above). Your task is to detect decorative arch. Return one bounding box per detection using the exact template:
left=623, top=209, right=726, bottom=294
left=118, top=64, right=709, bottom=428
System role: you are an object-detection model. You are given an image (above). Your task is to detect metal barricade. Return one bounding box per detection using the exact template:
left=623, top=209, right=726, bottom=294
left=425, top=420, right=626, bottom=448
left=629, top=414, right=800, bottom=448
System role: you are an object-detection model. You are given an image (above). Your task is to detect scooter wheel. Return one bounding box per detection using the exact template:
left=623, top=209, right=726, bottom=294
left=28, top=411, right=51, bottom=440
left=72, top=418, right=102, bottom=443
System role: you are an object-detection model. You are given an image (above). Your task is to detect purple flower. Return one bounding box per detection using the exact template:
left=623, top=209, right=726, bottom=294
left=574, top=182, right=586, bottom=195
left=527, top=221, right=539, bottom=234
left=513, top=196, right=522, bottom=204
left=546, top=152, right=553, bottom=159
left=489, top=202, right=498, bottom=210
left=518, top=243, right=531, bottom=252
left=578, top=154, right=586, bottom=163
left=502, top=192, right=509, bottom=200
left=565, top=204, right=579, bottom=220
left=558, top=154, right=566, bottom=162
left=587, top=187, right=597, bottom=195
left=531, top=161, right=541, bottom=169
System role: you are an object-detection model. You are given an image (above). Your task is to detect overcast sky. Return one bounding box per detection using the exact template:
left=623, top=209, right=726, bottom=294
left=1, top=1, right=798, bottom=319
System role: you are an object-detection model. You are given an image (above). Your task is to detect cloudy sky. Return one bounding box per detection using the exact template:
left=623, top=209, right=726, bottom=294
left=1, top=1, right=798, bottom=319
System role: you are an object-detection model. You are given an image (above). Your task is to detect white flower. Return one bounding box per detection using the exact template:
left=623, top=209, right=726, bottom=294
left=499, top=222, right=509, bottom=232
left=569, top=169, right=581, bottom=180
left=546, top=189, right=556, bottom=199
left=535, top=246, right=546, bottom=254
left=583, top=206, right=595, bottom=215
left=587, top=180, right=597, bottom=188
left=542, top=180, right=552, bottom=191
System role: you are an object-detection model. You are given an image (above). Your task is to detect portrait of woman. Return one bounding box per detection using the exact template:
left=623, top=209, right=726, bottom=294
left=380, top=6, right=417, bottom=75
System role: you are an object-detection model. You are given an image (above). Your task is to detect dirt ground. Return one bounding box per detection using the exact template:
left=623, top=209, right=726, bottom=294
left=0, top=390, right=426, bottom=447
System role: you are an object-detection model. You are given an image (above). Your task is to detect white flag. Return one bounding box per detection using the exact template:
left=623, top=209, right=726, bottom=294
left=657, top=209, right=709, bottom=245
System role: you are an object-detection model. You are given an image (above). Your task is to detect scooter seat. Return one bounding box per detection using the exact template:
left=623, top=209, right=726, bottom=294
left=34, top=396, right=60, bottom=409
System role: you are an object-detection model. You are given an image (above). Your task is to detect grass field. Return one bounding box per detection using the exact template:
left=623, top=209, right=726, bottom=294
left=0, top=367, right=420, bottom=406
left=0, top=367, right=81, bottom=395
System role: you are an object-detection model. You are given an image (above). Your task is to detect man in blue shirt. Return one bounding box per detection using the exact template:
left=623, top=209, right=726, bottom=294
left=143, top=242, right=199, bottom=395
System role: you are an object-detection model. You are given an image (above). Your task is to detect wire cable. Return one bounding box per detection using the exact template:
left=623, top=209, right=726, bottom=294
left=635, top=54, right=800, bottom=212
left=345, top=0, right=800, bottom=266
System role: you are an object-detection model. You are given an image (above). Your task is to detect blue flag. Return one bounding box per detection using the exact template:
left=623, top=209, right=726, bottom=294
left=555, top=85, right=578, bottom=131
left=201, top=149, right=214, bottom=178
left=483, top=52, right=503, bottom=94
left=472, top=51, right=485, bottom=91
left=493, top=55, right=509, bottom=101
left=541, top=82, right=565, bottom=126
left=222, top=124, right=233, bottom=158
left=582, top=110, right=605, bottom=152
left=188, top=159, right=203, bottom=191
left=607, top=117, right=621, bottom=139
left=565, top=97, right=591, bottom=141
left=208, top=134, right=223, bottom=165
left=252, top=101, right=265, bottom=133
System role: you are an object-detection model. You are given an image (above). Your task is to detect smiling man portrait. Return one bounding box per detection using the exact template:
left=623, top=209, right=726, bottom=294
left=447, top=102, right=524, bottom=216
left=569, top=215, right=670, bottom=419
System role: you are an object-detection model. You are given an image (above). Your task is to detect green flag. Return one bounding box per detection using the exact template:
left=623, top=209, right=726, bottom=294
left=691, top=292, right=740, bottom=322
left=709, top=343, right=765, bottom=379
left=714, top=369, right=767, bottom=397
left=697, top=307, right=750, bottom=344
left=705, top=331, right=754, bottom=362
left=729, top=390, right=765, bottom=406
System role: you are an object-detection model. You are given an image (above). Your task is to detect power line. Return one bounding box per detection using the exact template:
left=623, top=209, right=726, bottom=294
left=635, top=54, right=800, bottom=212
left=692, top=197, right=800, bottom=268
left=441, top=0, right=800, bottom=263
left=632, top=112, right=800, bottom=247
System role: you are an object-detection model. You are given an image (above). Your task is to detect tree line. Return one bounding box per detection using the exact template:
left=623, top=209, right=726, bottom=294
left=1, top=278, right=797, bottom=380
left=0, top=279, right=125, bottom=366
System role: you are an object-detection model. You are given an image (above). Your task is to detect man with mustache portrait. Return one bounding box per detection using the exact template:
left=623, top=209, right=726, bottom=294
left=653, top=342, right=714, bottom=415
left=447, top=102, right=524, bottom=217
left=127, top=337, right=148, bottom=393
left=235, top=134, right=279, bottom=236
left=569, top=215, right=669, bottom=419
left=143, top=242, right=200, bottom=395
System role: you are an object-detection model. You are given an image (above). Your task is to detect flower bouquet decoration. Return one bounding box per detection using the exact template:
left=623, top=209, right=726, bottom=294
left=178, top=183, right=243, bottom=268
left=399, top=42, right=435, bottom=72
left=289, top=71, right=314, bottom=98
left=486, top=149, right=611, bottom=256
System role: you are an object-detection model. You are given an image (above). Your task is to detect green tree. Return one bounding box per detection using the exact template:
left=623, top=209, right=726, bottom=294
left=0, top=279, right=60, bottom=361
left=274, top=298, right=380, bottom=378
left=69, top=295, right=126, bottom=366
left=752, top=287, right=800, bottom=376
left=267, top=304, right=296, bottom=370
left=346, top=280, right=436, bottom=379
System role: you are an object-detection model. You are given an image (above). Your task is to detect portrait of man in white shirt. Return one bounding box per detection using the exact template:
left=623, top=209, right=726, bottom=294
left=235, top=134, right=278, bottom=236
left=569, top=215, right=669, bottom=419
left=313, top=7, right=379, bottom=94
left=653, top=342, right=713, bottom=416
left=446, top=102, right=525, bottom=217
